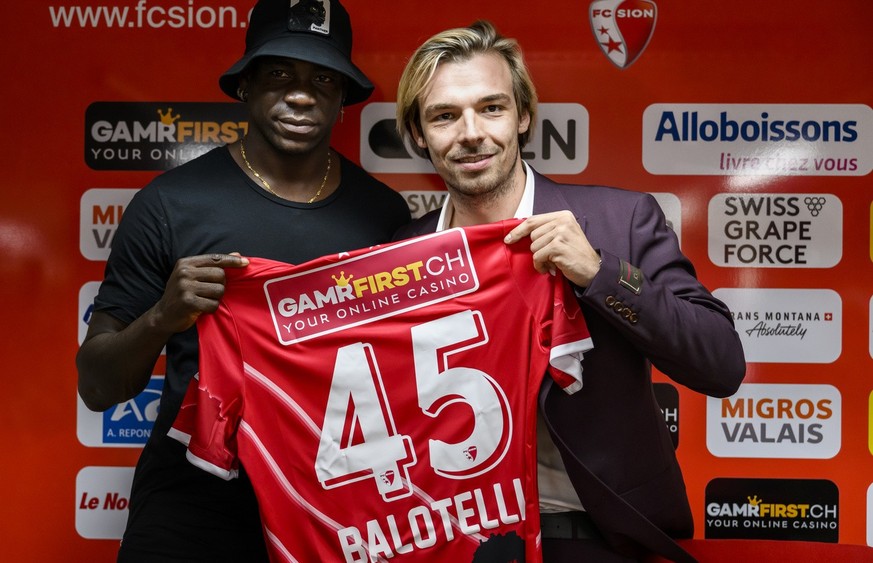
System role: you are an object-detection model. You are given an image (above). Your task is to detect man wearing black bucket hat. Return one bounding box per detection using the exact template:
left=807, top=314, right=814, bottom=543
left=76, top=1, right=409, bottom=561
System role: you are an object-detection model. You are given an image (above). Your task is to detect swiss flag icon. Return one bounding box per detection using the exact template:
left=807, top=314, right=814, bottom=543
left=589, top=0, right=657, bottom=68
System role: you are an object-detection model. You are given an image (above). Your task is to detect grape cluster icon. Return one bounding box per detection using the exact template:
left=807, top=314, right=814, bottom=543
left=804, top=197, right=826, bottom=217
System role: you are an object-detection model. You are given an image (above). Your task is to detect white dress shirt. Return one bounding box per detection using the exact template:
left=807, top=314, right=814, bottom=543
left=433, top=162, right=584, bottom=513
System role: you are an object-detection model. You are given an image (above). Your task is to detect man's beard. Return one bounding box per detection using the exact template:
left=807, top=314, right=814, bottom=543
left=445, top=154, right=520, bottom=207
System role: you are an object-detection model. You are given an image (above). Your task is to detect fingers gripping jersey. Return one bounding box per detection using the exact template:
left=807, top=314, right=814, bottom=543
left=170, top=221, right=592, bottom=563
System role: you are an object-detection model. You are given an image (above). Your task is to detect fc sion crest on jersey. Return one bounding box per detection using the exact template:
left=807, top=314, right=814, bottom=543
left=589, top=0, right=657, bottom=68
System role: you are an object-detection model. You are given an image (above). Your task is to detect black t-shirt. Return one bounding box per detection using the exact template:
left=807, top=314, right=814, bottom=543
left=96, top=145, right=410, bottom=561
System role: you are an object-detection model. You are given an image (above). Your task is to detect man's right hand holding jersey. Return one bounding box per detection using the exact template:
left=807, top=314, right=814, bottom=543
left=76, top=253, right=249, bottom=411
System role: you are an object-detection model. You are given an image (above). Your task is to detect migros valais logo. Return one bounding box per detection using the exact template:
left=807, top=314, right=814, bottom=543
left=643, top=104, right=873, bottom=176
left=266, top=229, right=479, bottom=344
left=707, top=383, right=841, bottom=459
left=80, top=188, right=138, bottom=261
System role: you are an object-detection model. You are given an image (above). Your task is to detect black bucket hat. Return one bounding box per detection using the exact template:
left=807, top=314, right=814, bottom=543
left=219, top=0, right=373, bottom=105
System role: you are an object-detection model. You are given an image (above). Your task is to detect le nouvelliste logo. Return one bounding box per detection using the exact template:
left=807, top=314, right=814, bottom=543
left=75, top=467, right=134, bottom=540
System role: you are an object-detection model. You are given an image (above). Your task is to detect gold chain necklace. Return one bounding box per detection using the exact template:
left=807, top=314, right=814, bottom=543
left=239, top=138, right=331, bottom=204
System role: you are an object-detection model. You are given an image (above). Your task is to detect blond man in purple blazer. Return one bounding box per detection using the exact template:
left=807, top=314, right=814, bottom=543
left=394, top=20, right=745, bottom=563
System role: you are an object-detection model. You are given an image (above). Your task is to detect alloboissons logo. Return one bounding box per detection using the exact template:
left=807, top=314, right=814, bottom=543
left=654, top=111, right=858, bottom=143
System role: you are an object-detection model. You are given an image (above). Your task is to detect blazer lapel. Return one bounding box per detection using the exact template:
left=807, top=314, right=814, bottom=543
left=531, top=171, right=587, bottom=233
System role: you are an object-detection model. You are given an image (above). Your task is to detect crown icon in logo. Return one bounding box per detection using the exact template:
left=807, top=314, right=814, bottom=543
left=747, top=495, right=761, bottom=507
left=157, top=107, right=181, bottom=126
left=332, top=271, right=353, bottom=286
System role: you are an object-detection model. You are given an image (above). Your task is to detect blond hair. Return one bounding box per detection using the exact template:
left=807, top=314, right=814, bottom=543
left=395, top=20, right=538, bottom=159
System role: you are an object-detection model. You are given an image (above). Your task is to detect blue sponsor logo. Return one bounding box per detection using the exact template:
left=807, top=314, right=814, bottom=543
left=654, top=111, right=858, bottom=143
left=102, top=376, right=162, bottom=444
left=82, top=303, right=94, bottom=325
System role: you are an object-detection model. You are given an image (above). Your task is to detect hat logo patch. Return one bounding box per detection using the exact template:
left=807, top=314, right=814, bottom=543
left=288, top=0, right=330, bottom=35
left=589, top=0, right=657, bottom=68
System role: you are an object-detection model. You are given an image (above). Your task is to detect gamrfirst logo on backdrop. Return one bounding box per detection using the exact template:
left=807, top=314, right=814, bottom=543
left=85, top=102, right=247, bottom=170
left=705, top=478, right=839, bottom=542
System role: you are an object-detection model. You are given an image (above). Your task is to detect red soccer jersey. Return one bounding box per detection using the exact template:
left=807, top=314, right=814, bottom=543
left=170, top=220, right=592, bottom=562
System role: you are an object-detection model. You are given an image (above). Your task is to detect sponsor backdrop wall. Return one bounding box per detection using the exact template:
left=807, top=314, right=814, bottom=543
left=0, top=0, right=870, bottom=560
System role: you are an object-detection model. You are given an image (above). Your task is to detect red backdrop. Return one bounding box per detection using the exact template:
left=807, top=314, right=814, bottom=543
left=1, top=1, right=871, bottom=560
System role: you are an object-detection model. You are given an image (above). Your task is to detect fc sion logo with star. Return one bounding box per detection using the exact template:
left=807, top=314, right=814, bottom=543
left=589, top=0, right=657, bottom=68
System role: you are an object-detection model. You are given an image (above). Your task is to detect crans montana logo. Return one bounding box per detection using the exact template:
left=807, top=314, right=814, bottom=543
left=589, top=0, right=657, bottom=68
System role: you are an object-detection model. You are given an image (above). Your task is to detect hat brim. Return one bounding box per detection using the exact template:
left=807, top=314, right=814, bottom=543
left=219, top=34, right=373, bottom=105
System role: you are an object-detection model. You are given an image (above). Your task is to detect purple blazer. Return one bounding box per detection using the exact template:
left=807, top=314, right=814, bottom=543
left=394, top=169, right=746, bottom=562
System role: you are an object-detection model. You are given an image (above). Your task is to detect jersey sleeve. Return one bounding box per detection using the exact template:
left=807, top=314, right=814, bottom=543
left=168, top=300, right=245, bottom=480
left=547, top=274, right=593, bottom=395
left=497, top=218, right=593, bottom=395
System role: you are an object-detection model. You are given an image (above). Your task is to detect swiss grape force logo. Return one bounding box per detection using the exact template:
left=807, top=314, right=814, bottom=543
left=589, top=0, right=657, bottom=68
